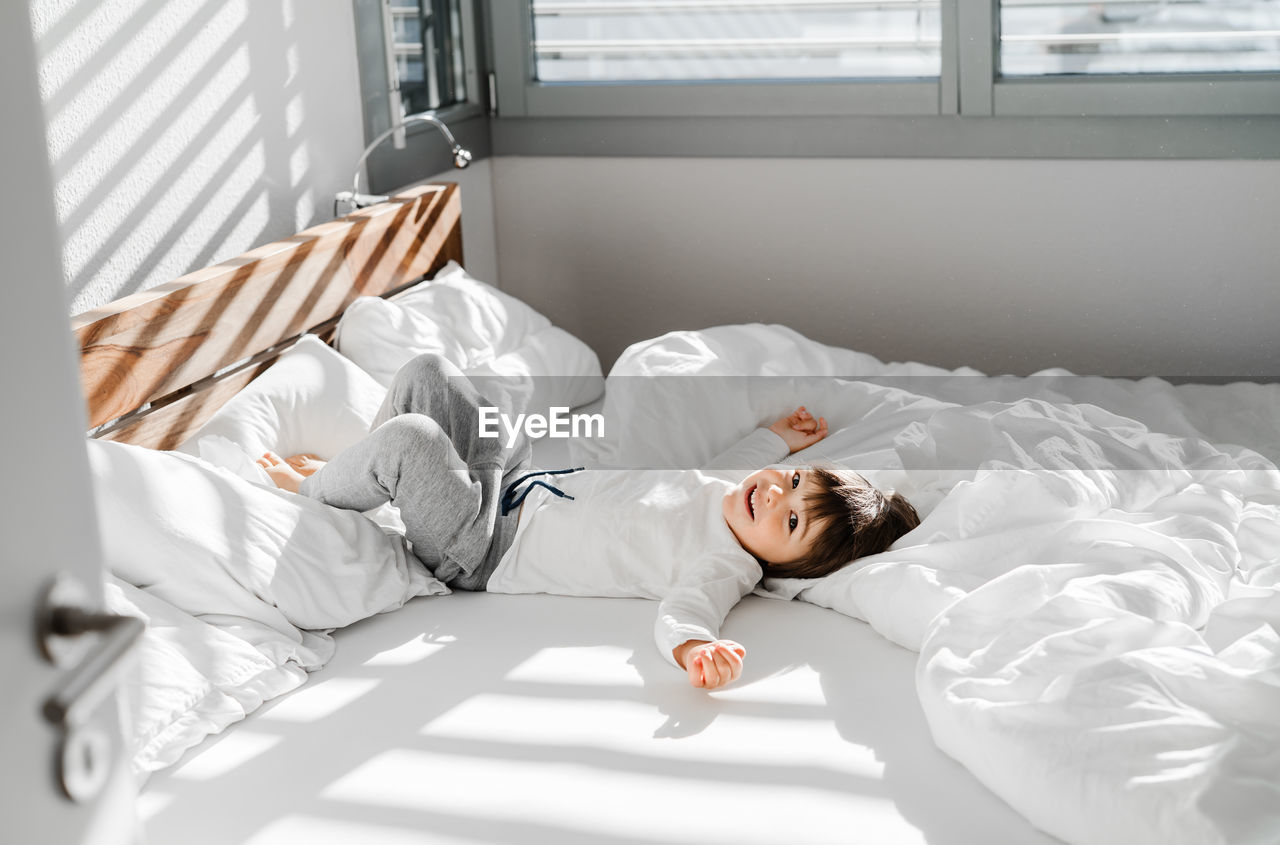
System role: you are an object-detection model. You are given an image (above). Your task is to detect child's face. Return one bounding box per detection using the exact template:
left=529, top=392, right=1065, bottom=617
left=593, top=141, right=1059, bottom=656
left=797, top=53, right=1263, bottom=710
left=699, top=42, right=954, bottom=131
left=722, top=467, right=821, bottom=567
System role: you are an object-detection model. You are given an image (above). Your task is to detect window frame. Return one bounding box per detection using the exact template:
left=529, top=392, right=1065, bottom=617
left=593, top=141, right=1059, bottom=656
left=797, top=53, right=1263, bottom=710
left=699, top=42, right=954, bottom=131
left=486, top=0, right=1280, bottom=158
left=996, top=74, right=1280, bottom=117
left=352, top=0, right=492, bottom=195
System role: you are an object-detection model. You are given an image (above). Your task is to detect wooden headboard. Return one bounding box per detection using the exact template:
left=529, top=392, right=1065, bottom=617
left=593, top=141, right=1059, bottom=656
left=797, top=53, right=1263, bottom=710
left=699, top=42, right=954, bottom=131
left=72, top=183, right=462, bottom=450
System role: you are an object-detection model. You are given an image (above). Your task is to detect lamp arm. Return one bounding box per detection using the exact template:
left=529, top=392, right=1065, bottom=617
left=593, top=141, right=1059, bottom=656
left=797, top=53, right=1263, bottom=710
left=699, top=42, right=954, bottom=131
left=350, top=113, right=469, bottom=197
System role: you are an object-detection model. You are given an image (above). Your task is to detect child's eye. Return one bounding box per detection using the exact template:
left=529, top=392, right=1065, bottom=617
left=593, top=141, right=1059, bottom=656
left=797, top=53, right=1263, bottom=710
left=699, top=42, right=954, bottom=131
left=789, top=512, right=798, bottom=532
left=791, top=471, right=800, bottom=489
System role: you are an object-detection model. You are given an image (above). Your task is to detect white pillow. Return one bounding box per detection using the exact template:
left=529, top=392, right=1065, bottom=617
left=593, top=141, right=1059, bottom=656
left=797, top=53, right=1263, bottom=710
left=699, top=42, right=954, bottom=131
left=175, top=334, right=386, bottom=480
left=578, top=323, right=978, bottom=469
left=339, top=260, right=551, bottom=371
left=577, top=324, right=894, bottom=468
left=335, top=261, right=604, bottom=413
left=89, top=438, right=447, bottom=774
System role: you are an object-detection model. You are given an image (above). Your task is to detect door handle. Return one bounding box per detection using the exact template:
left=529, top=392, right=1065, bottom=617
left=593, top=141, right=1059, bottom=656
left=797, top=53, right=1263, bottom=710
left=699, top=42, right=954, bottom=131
left=37, top=572, right=144, bottom=802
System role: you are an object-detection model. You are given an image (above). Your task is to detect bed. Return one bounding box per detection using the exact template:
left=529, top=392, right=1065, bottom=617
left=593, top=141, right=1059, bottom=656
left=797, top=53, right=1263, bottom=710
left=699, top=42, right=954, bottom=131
left=76, top=184, right=1279, bottom=845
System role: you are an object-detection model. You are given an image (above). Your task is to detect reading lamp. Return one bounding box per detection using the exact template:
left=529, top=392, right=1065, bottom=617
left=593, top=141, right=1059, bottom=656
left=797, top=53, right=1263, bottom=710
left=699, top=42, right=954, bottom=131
left=334, top=112, right=472, bottom=215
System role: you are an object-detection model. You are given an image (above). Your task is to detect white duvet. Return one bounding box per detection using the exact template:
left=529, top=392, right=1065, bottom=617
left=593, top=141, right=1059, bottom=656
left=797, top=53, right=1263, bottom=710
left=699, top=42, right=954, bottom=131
left=89, top=439, right=448, bottom=775
left=588, top=324, right=1280, bottom=845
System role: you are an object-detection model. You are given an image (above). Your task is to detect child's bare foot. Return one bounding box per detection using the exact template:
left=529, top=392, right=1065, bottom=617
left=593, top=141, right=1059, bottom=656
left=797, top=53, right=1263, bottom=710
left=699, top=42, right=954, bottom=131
left=256, top=452, right=306, bottom=493
left=284, top=453, right=326, bottom=478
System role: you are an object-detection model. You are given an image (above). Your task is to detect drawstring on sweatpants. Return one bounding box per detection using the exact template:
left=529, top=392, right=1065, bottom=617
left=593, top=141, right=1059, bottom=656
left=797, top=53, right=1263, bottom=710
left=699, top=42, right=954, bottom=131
left=500, top=467, right=584, bottom=516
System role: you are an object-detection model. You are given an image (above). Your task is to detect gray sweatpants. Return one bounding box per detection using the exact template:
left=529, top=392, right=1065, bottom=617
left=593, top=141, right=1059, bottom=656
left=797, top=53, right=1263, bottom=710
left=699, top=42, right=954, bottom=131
left=299, top=353, right=532, bottom=590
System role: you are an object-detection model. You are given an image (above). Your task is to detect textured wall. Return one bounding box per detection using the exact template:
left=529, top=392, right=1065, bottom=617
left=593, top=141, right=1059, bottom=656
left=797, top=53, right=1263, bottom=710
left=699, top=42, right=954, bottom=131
left=31, top=0, right=366, bottom=316
left=492, top=156, right=1280, bottom=378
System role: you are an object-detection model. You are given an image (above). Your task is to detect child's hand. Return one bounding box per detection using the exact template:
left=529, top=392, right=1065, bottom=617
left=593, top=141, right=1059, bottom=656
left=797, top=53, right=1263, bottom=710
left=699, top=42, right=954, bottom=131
left=768, top=406, right=829, bottom=454
left=677, top=639, right=746, bottom=690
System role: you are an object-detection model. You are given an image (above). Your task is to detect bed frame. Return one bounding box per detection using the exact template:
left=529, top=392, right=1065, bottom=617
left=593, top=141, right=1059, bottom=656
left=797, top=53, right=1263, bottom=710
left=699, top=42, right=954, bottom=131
left=71, top=183, right=461, bottom=450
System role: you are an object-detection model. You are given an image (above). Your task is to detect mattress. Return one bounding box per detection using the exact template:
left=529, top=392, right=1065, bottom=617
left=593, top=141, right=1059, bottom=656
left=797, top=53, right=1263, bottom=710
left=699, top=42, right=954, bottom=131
left=141, top=594, right=1059, bottom=845
left=140, top=424, right=1059, bottom=845
left=135, top=320, right=1280, bottom=845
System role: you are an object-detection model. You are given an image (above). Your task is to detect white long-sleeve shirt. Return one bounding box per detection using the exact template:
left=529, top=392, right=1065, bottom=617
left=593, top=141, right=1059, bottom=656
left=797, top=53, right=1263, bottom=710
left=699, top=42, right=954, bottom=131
left=486, top=428, right=790, bottom=666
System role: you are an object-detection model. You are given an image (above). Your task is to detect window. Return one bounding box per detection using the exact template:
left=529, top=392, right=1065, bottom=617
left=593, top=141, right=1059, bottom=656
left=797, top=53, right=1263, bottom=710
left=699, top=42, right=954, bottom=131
left=489, top=0, right=1280, bottom=137
left=991, top=0, right=1280, bottom=117
left=352, top=0, right=487, bottom=194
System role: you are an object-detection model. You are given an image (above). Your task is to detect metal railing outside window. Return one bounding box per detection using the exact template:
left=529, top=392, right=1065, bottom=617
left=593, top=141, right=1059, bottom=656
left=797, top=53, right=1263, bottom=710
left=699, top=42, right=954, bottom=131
left=999, top=0, right=1280, bottom=77
left=530, top=0, right=943, bottom=81
left=390, top=0, right=469, bottom=114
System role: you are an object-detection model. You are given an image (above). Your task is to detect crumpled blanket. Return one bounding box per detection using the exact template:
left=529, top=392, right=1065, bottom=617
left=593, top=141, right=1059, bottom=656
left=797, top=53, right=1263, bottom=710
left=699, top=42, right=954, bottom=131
left=592, top=323, right=1280, bottom=845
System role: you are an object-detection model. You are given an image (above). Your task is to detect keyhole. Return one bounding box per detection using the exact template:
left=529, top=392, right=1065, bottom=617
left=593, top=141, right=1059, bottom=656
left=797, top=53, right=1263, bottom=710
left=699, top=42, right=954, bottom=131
left=60, top=727, right=110, bottom=803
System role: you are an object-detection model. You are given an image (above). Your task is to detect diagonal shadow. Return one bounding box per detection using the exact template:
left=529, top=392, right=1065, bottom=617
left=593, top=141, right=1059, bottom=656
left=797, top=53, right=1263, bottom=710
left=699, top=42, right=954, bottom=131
left=36, top=0, right=170, bottom=117
left=177, top=186, right=274, bottom=290
left=74, top=3, right=361, bottom=443
left=37, top=0, right=168, bottom=119
left=141, top=593, right=899, bottom=844
left=41, top=0, right=218, bottom=128
left=53, top=12, right=252, bottom=239
left=69, top=110, right=263, bottom=302
left=59, top=2, right=317, bottom=311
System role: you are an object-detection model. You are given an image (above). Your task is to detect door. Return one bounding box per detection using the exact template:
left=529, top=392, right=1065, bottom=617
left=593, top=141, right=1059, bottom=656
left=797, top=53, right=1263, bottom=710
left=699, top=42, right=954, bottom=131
left=0, top=4, right=139, bottom=843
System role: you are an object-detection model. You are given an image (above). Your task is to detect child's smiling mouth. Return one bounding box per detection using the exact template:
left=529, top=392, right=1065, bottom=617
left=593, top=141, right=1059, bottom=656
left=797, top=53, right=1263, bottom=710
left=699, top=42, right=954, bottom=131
left=745, top=484, right=757, bottom=520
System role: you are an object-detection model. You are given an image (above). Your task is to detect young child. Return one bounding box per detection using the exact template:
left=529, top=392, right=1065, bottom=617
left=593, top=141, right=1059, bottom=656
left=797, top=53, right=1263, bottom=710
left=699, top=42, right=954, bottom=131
left=258, top=354, right=920, bottom=689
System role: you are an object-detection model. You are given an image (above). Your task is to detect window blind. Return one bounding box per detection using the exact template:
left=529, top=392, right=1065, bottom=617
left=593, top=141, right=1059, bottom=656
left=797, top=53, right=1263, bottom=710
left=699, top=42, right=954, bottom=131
left=531, top=0, right=942, bottom=82
left=999, top=0, right=1280, bottom=76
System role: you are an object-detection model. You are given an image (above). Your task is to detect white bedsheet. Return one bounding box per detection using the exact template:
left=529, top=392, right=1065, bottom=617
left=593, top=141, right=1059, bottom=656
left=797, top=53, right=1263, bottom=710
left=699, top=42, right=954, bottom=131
left=143, top=592, right=1061, bottom=845
left=589, top=324, right=1280, bottom=845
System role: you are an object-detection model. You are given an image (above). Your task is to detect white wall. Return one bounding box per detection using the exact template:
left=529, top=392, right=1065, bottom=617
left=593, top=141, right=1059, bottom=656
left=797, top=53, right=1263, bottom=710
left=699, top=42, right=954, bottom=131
left=421, top=159, right=500, bottom=287
left=491, top=156, right=1280, bottom=377
left=31, top=0, right=366, bottom=316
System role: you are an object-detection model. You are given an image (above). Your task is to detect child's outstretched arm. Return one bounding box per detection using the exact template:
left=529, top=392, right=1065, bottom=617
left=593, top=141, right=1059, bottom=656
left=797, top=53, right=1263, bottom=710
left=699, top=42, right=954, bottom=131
left=768, top=406, right=829, bottom=454
left=673, top=639, right=746, bottom=689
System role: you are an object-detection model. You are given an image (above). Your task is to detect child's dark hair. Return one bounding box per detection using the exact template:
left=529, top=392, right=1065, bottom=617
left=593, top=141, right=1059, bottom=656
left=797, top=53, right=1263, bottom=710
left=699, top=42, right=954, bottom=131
left=763, top=465, right=921, bottom=579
